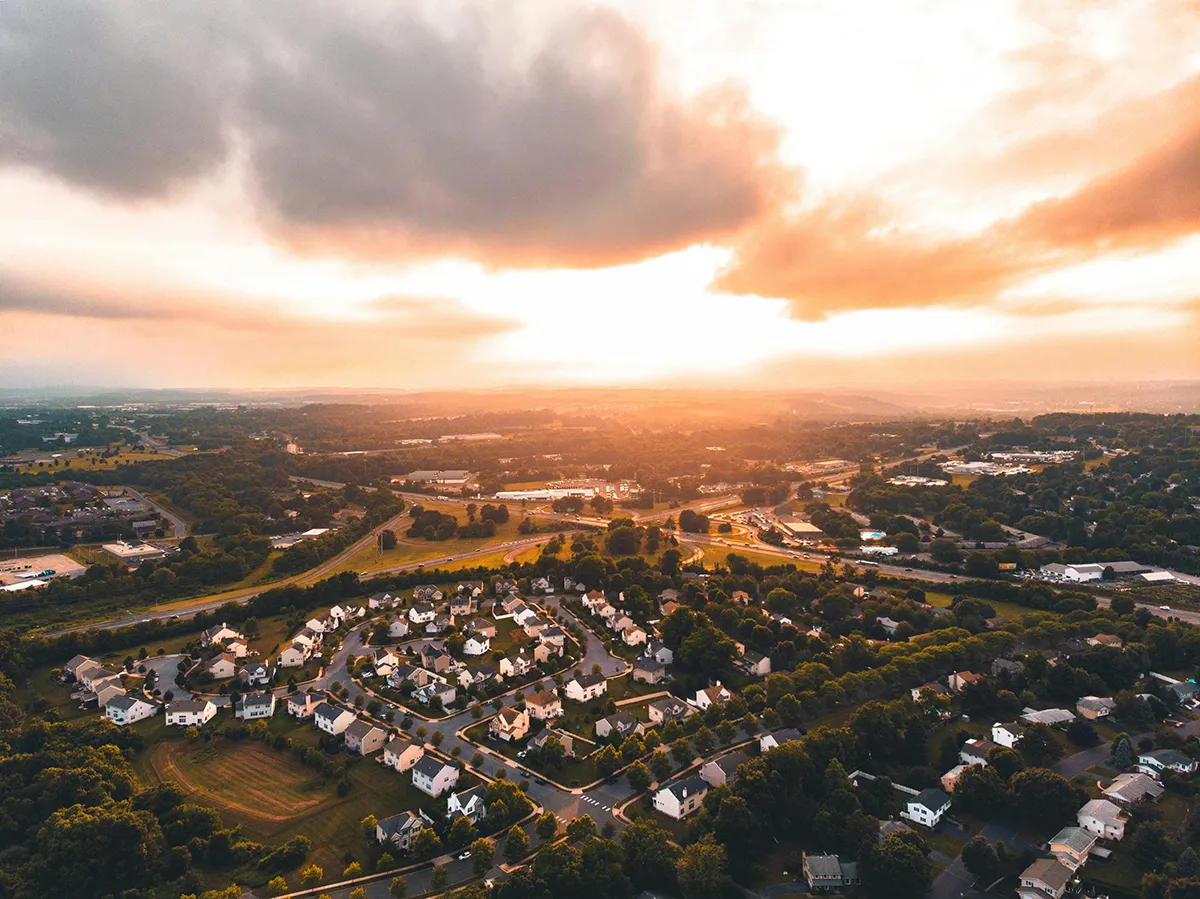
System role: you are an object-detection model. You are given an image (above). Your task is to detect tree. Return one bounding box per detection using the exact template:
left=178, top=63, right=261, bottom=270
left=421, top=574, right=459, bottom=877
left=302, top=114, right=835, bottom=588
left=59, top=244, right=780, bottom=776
left=430, top=864, right=450, bottom=891
left=985, top=746, right=1026, bottom=781
left=300, top=864, right=324, bottom=888
left=1018, top=723, right=1063, bottom=766
left=650, top=750, right=672, bottom=781
left=627, top=760, right=652, bottom=793
left=539, top=735, right=567, bottom=770
left=671, top=738, right=693, bottom=767
left=267, top=876, right=289, bottom=896
left=349, top=890, right=367, bottom=899
left=1114, top=734, right=1135, bottom=769
left=676, top=834, right=728, bottom=899
left=961, top=837, right=999, bottom=883
left=361, top=814, right=378, bottom=840
left=567, top=815, right=597, bottom=843
left=503, top=826, right=530, bottom=863
left=535, top=811, right=559, bottom=839
left=389, top=876, right=408, bottom=898
left=1009, top=768, right=1079, bottom=826
left=1066, top=718, right=1100, bottom=747
left=413, top=827, right=442, bottom=859
left=344, top=862, right=362, bottom=878
left=470, top=838, right=495, bottom=876
left=596, top=745, right=620, bottom=778
left=863, top=832, right=933, bottom=899
left=1132, top=822, right=1173, bottom=871
left=621, top=818, right=680, bottom=893
left=953, top=765, right=1008, bottom=816
left=448, top=814, right=475, bottom=849
left=692, top=726, right=716, bottom=756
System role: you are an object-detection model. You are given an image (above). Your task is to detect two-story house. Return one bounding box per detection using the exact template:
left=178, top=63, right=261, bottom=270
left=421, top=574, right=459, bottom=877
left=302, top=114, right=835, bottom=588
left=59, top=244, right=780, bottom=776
left=412, top=757, right=460, bottom=797
left=490, top=707, right=530, bottom=742
left=344, top=719, right=388, bottom=755
left=313, top=702, right=356, bottom=736
left=234, top=692, right=276, bottom=720
left=165, top=699, right=217, bottom=727
left=653, top=778, right=708, bottom=819
left=105, top=694, right=157, bottom=726
left=901, top=788, right=951, bottom=828
left=383, top=736, right=425, bottom=773
left=564, top=673, right=607, bottom=703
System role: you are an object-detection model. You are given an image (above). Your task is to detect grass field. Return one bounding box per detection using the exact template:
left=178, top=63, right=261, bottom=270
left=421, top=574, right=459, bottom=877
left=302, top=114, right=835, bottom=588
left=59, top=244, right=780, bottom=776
left=13, top=445, right=179, bottom=473
left=697, top=544, right=823, bottom=572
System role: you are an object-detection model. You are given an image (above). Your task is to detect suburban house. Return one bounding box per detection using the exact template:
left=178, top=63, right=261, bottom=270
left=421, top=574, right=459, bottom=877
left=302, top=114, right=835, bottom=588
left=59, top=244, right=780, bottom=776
left=388, top=618, right=410, bottom=639
left=165, top=699, right=217, bottom=727
left=511, top=605, right=538, bottom=626
left=201, top=622, right=244, bottom=648
left=760, top=728, right=803, bottom=752
left=80, top=665, right=120, bottom=692
left=595, top=712, right=643, bottom=741
left=493, top=578, right=518, bottom=596
left=278, top=642, right=308, bottom=668
left=383, top=736, right=425, bottom=772
left=1049, top=825, right=1096, bottom=871
left=419, top=647, right=452, bottom=674
left=206, top=653, right=237, bottom=680
left=695, top=684, right=732, bottom=710
left=539, top=626, right=567, bottom=648
left=390, top=665, right=434, bottom=689
left=1138, top=749, right=1199, bottom=776
left=941, top=765, right=972, bottom=793
left=313, top=702, right=356, bottom=736
left=491, top=707, right=530, bottom=742
left=447, top=786, right=489, bottom=824
left=736, top=649, right=771, bottom=677
left=287, top=692, right=321, bottom=718
left=622, top=625, right=648, bottom=646
left=1087, top=633, right=1123, bottom=648
left=802, top=853, right=860, bottom=891
left=498, top=653, right=532, bottom=679
left=1103, top=772, right=1165, bottom=806
left=645, top=641, right=674, bottom=665
left=948, top=671, right=984, bottom=692
left=911, top=682, right=950, bottom=703
left=633, top=658, right=667, bottom=684
left=463, top=635, right=491, bottom=656
left=1022, top=707, right=1075, bottom=726
left=533, top=643, right=560, bottom=664
left=700, top=750, right=748, bottom=788
left=94, top=683, right=125, bottom=708
left=583, top=589, right=606, bottom=610
left=525, top=690, right=563, bottom=720
left=1077, top=798, right=1127, bottom=840
left=901, top=788, right=952, bottom=828
left=345, top=719, right=388, bottom=755
left=876, top=616, right=900, bottom=636
left=412, top=757, right=460, bottom=797
left=466, top=618, right=497, bottom=639
left=564, top=673, right=607, bottom=703
left=1076, top=696, right=1116, bottom=720
left=992, top=722, right=1026, bottom=749
left=610, top=614, right=634, bottom=634
left=413, top=584, right=444, bottom=602
left=105, top=694, right=157, bottom=726
left=239, top=662, right=274, bottom=687
left=413, top=682, right=456, bottom=707
left=647, top=697, right=693, bottom=726
left=409, top=604, right=436, bottom=625
left=225, top=640, right=249, bottom=659
left=531, top=730, right=575, bottom=758
left=992, top=658, right=1024, bottom=677
left=65, top=654, right=99, bottom=681
left=1170, top=681, right=1200, bottom=705
left=1017, top=858, right=1072, bottom=899
left=960, top=738, right=998, bottom=766
left=234, top=692, right=276, bottom=720
left=369, top=591, right=399, bottom=610
left=451, top=595, right=475, bottom=617
left=530, top=576, right=553, bottom=593
left=426, top=614, right=452, bottom=635
left=376, top=811, right=425, bottom=851
left=653, top=777, right=709, bottom=819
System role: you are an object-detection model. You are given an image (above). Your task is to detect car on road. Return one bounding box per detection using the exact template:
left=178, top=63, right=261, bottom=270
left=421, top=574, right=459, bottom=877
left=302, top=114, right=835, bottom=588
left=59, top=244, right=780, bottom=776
left=457, top=850, right=472, bottom=860
left=903, top=567, right=913, bottom=572
left=1161, top=605, right=1172, bottom=611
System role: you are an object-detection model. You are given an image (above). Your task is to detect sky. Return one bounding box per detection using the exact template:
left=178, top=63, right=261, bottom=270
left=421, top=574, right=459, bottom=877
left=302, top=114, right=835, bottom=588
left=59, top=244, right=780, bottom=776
left=1, top=0, right=1199, bottom=390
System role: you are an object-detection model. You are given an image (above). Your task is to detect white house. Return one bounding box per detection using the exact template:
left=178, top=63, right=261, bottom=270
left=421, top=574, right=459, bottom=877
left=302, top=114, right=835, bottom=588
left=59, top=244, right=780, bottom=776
left=313, top=702, right=356, bottom=736
left=240, top=662, right=274, bottom=687
left=166, top=699, right=217, bottom=727
left=960, top=738, right=997, bottom=766
left=877, top=616, right=900, bottom=636
left=464, top=635, right=491, bottom=656
left=412, top=756, right=460, bottom=797
left=1138, top=749, right=1199, bottom=776
left=700, top=751, right=748, bottom=788
left=234, top=692, right=276, bottom=720
left=409, top=604, right=436, bottom=625
left=653, top=777, right=708, bottom=819
left=447, top=786, right=489, bottom=824
left=564, top=673, right=607, bottom=702
left=384, top=737, right=424, bottom=772
left=1077, top=798, right=1127, bottom=840
left=760, top=728, right=803, bottom=752
left=206, top=653, right=237, bottom=680
left=992, top=722, right=1025, bottom=749
left=526, top=690, right=563, bottom=720
left=622, top=625, right=648, bottom=647
left=901, top=788, right=951, bottom=827
left=389, top=618, right=410, bottom=639
left=369, top=591, right=399, bottom=610
left=695, top=684, right=732, bottom=710
left=105, top=694, right=157, bottom=726
left=201, top=622, right=245, bottom=647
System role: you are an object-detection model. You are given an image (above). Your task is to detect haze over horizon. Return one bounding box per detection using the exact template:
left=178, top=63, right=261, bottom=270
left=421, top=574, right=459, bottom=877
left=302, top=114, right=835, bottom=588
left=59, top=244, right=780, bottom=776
left=3, top=0, right=1200, bottom=390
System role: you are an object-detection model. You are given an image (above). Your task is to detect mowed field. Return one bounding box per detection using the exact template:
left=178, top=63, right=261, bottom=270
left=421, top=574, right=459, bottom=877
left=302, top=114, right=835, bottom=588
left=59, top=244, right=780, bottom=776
left=146, top=740, right=327, bottom=825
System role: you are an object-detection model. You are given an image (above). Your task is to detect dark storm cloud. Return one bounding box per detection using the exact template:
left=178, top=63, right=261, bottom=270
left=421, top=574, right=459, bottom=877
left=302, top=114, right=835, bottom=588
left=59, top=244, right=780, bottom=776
left=0, top=1, right=786, bottom=266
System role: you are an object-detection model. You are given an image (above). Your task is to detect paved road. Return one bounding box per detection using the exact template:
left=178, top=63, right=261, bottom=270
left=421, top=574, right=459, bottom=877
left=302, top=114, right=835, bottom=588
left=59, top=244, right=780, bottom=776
left=121, top=486, right=188, bottom=539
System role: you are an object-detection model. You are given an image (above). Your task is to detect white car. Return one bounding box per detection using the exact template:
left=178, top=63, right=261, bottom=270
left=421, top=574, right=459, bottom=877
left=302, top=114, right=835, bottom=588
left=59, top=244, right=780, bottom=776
left=457, top=850, right=472, bottom=860
left=1160, top=605, right=1172, bottom=611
